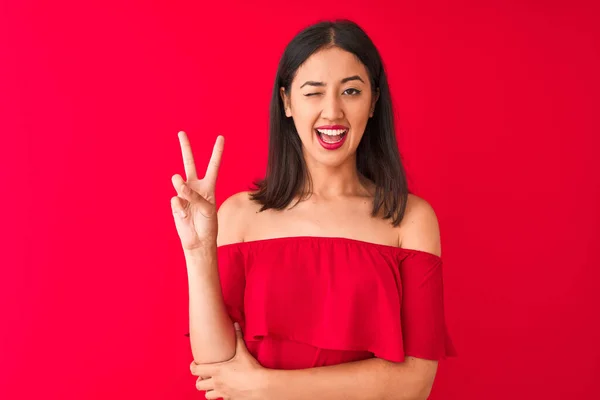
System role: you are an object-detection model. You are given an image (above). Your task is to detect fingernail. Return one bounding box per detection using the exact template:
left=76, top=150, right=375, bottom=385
left=234, top=322, right=240, bottom=330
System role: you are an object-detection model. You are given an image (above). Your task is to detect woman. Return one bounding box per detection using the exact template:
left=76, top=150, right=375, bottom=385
left=171, top=19, right=456, bottom=400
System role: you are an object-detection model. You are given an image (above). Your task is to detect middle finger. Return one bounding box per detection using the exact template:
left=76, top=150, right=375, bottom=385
left=196, top=377, right=215, bottom=391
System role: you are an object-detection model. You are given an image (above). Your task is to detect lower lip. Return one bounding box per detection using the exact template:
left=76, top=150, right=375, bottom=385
left=315, top=130, right=348, bottom=150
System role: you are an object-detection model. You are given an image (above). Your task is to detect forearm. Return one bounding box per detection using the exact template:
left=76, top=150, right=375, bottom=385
left=265, top=357, right=432, bottom=400
left=185, top=245, right=236, bottom=364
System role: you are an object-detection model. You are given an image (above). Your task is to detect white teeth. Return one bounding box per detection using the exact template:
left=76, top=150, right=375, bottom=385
left=316, top=129, right=348, bottom=136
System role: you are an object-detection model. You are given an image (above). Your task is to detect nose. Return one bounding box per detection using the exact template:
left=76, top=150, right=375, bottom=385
left=321, top=92, right=344, bottom=121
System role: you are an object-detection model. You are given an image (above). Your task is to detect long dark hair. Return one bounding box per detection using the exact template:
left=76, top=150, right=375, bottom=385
left=250, top=19, right=409, bottom=226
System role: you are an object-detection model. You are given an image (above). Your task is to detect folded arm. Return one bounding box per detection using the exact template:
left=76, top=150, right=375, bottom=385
left=264, top=356, right=438, bottom=400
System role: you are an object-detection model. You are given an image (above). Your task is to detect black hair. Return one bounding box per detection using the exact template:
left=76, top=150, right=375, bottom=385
left=250, top=19, right=409, bottom=226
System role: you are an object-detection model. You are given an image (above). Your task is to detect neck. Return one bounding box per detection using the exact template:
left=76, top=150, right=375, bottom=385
left=301, top=154, right=372, bottom=199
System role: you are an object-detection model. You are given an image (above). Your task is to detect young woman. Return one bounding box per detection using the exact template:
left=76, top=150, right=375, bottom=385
left=171, top=19, right=456, bottom=400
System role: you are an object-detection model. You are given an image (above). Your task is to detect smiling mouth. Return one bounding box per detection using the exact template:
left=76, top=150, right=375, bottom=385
left=314, top=128, right=348, bottom=144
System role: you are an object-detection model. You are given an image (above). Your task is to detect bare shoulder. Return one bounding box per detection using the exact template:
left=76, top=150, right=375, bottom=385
left=397, top=193, right=442, bottom=257
left=216, top=191, right=261, bottom=246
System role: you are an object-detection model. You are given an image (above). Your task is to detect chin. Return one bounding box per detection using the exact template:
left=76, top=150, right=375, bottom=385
left=300, top=134, right=358, bottom=167
left=312, top=149, right=355, bottom=168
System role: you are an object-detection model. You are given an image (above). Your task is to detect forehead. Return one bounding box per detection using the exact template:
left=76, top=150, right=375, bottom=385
left=294, top=47, right=369, bottom=85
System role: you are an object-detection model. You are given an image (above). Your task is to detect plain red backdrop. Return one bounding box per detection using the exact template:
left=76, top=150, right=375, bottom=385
left=1, top=0, right=599, bottom=399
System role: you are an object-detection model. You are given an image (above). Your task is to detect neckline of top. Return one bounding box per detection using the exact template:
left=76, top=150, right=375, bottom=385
left=217, top=235, right=442, bottom=260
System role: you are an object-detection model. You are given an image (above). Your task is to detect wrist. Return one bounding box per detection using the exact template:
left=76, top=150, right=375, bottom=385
left=183, top=243, right=217, bottom=262
left=260, top=368, right=281, bottom=400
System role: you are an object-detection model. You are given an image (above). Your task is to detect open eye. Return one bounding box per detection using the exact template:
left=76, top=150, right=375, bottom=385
left=343, top=88, right=361, bottom=96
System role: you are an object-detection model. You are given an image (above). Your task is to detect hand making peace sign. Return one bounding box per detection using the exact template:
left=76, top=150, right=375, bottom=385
left=171, top=131, right=224, bottom=251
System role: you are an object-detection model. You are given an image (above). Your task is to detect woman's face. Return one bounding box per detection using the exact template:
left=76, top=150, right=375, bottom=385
left=281, top=46, right=379, bottom=168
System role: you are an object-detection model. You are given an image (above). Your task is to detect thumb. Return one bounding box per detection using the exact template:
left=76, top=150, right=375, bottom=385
left=234, top=322, right=243, bottom=339
left=234, top=322, right=247, bottom=352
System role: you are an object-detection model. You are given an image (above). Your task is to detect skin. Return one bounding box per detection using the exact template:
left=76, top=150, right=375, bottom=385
left=171, top=133, right=238, bottom=364
left=281, top=46, right=379, bottom=175
left=178, top=46, right=442, bottom=399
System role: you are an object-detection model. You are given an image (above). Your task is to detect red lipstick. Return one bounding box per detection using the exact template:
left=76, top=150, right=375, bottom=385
left=314, top=125, right=349, bottom=150
left=315, top=124, right=349, bottom=130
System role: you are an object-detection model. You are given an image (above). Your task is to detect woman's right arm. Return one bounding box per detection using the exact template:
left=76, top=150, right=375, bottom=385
left=184, top=245, right=236, bottom=363
left=184, top=193, right=247, bottom=364
left=170, top=132, right=244, bottom=364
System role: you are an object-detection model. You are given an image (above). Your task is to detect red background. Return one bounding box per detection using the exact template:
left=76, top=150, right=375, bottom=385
left=1, top=1, right=599, bottom=399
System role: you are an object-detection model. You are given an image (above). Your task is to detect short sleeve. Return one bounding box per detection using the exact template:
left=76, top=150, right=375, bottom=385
left=399, top=251, right=457, bottom=360
left=216, top=244, right=246, bottom=330
left=184, top=244, right=246, bottom=337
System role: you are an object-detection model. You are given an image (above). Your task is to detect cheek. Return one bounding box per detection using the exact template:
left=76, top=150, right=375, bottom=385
left=351, top=98, right=372, bottom=118
left=292, top=104, right=319, bottom=131
left=347, top=104, right=370, bottom=130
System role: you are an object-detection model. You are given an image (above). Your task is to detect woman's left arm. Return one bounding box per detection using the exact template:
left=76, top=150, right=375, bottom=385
left=263, top=356, right=438, bottom=400
left=192, top=326, right=438, bottom=400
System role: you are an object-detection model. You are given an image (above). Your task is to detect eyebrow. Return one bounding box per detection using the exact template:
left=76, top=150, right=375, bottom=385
left=299, top=75, right=364, bottom=89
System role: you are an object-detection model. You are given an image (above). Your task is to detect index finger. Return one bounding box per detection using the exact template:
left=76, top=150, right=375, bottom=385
left=203, top=135, right=224, bottom=186
left=178, top=131, right=198, bottom=181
